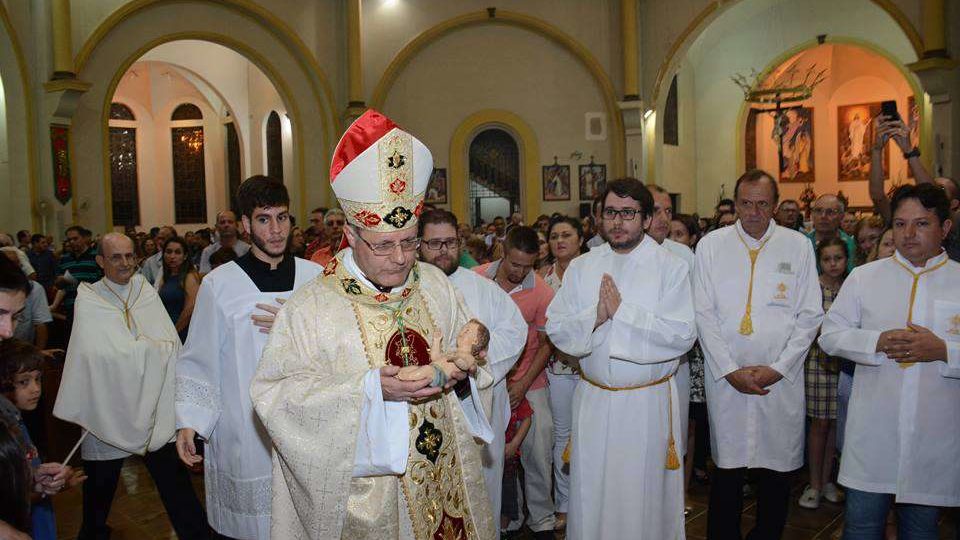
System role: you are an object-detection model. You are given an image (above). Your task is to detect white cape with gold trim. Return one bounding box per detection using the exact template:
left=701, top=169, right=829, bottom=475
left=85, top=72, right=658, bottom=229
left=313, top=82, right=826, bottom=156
left=53, top=276, right=179, bottom=455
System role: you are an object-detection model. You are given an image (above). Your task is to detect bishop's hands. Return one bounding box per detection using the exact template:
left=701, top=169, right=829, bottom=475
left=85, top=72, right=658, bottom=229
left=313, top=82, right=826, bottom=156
left=877, top=324, right=947, bottom=363
left=594, top=274, right=622, bottom=329
left=725, top=366, right=783, bottom=395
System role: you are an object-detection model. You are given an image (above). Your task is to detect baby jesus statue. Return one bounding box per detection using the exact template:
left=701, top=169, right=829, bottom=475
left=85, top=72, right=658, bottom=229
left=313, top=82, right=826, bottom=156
left=396, top=319, right=490, bottom=388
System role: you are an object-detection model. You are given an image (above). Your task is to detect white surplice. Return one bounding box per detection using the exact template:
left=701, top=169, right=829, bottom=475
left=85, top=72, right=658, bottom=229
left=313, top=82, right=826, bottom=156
left=546, top=236, right=696, bottom=540
left=175, top=257, right=323, bottom=539
left=694, top=221, right=822, bottom=471
left=819, top=250, right=960, bottom=506
left=448, top=266, right=526, bottom=522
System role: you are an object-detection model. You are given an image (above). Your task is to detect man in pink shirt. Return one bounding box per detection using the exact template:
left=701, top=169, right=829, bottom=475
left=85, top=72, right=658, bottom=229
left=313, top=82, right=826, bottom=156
left=476, top=225, right=556, bottom=538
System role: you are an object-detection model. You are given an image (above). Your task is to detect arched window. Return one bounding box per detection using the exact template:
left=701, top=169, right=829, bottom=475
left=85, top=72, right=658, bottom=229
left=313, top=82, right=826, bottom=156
left=266, top=111, right=283, bottom=181
left=171, top=102, right=207, bottom=223
left=663, top=75, right=679, bottom=146
left=469, top=129, right=520, bottom=226
left=226, top=122, right=242, bottom=214
left=109, top=103, right=135, bottom=121
left=171, top=103, right=203, bottom=121
left=109, top=102, right=139, bottom=226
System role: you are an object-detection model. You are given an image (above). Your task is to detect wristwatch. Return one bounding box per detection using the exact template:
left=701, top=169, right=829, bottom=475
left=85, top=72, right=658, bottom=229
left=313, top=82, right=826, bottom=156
left=903, top=147, right=921, bottom=159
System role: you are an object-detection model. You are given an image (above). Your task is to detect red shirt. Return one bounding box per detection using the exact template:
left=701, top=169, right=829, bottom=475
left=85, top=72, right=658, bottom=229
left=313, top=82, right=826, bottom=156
left=474, top=261, right=554, bottom=392
left=505, top=398, right=533, bottom=447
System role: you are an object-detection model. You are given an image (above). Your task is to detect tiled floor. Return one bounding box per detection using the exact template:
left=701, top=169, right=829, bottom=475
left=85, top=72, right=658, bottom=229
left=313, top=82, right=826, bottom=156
left=51, top=459, right=957, bottom=539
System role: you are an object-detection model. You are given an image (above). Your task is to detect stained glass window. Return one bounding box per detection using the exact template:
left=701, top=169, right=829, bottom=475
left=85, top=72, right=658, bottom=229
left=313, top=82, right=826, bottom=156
left=664, top=75, right=679, bottom=146
left=171, top=103, right=203, bottom=121
left=226, top=122, right=242, bottom=214
left=266, top=111, right=283, bottom=181
left=109, top=127, right=140, bottom=226
left=171, top=126, right=207, bottom=223
left=469, top=129, right=520, bottom=226
left=110, top=103, right=135, bottom=121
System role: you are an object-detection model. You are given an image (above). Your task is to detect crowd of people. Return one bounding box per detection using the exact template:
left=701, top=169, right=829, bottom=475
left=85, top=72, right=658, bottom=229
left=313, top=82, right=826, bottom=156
left=0, top=109, right=958, bottom=540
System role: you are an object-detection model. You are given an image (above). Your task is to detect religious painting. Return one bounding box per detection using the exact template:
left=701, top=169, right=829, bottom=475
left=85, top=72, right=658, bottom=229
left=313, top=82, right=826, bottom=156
left=542, top=164, right=570, bottom=201
left=50, top=124, right=72, bottom=204
left=578, top=163, right=606, bottom=201
left=838, top=102, right=888, bottom=182
left=907, top=96, right=920, bottom=178
left=426, top=168, right=447, bottom=204
left=778, top=107, right=814, bottom=183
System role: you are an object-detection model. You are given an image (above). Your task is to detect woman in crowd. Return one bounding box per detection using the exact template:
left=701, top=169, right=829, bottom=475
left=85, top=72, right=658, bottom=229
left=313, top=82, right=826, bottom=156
left=535, top=230, right=551, bottom=270
left=853, top=215, right=885, bottom=266
left=0, top=418, right=30, bottom=540
left=799, top=237, right=849, bottom=509
left=866, top=227, right=895, bottom=263
left=289, top=226, right=306, bottom=259
left=671, top=214, right=711, bottom=490
left=156, top=237, right=199, bottom=343
left=539, top=216, right=586, bottom=532
left=139, top=237, right=158, bottom=266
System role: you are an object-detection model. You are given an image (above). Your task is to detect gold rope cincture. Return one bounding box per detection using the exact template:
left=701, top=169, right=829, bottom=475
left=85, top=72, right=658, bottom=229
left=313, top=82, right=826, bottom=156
left=735, top=229, right=772, bottom=336
left=892, top=256, right=949, bottom=369
left=575, top=372, right=681, bottom=470
left=101, top=279, right=142, bottom=330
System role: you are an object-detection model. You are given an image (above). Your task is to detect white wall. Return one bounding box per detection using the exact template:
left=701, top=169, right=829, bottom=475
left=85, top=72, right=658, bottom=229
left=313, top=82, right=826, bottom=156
left=382, top=23, right=612, bottom=219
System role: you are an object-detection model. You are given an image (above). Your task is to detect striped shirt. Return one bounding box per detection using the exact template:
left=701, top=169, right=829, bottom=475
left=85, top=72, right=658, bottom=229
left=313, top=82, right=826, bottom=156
left=57, top=246, right=102, bottom=312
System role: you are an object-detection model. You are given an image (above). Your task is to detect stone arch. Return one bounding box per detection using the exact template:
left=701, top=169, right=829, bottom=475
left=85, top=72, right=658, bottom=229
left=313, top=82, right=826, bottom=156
left=372, top=9, right=624, bottom=178
left=450, top=109, right=541, bottom=222
left=0, top=2, right=38, bottom=231
left=71, top=0, right=338, bottom=230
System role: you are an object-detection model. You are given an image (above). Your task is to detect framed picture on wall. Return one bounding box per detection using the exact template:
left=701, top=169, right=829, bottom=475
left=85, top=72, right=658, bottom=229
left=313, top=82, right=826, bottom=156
left=837, top=102, right=888, bottom=182
left=542, top=164, right=571, bottom=201
left=778, top=107, right=814, bottom=183
left=578, top=163, right=606, bottom=200
left=907, top=96, right=920, bottom=178
left=426, top=168, right=447, bottom=204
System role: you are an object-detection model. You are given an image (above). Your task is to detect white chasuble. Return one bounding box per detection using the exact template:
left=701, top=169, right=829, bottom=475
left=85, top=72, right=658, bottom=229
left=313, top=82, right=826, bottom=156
left=175, top=258, right=323, bottom=540
left=54, top=275, right=179, bottom=455
left=448, top=266, right=526, bottom=522
left=251, top=250, right=495, bottom=540
left=819, top=251, right=960, bottom=506
left=694, top=221, right=822, bottom=472
left=546, top=237, right=696, bottom=540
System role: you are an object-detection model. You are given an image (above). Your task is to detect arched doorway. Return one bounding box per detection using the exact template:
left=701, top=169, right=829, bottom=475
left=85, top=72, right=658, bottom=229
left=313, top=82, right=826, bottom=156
left=468, top=129, right=520, bottom=227
left=104, top=43, right=290, bottom=230
left=651, top=0, right=924, bottom=215
left=745, top=43, right=919, bottom=212
left=69, top=0, right=336, bottom=233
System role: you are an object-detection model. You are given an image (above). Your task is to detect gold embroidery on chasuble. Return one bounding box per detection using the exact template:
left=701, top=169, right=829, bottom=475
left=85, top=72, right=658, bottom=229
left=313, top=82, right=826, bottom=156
left=321, top=257, right=479, bottom=540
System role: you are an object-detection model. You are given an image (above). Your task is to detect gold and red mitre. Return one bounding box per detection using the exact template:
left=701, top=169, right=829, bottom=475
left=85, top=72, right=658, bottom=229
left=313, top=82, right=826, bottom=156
left=330, top=109, right=432, bottom=233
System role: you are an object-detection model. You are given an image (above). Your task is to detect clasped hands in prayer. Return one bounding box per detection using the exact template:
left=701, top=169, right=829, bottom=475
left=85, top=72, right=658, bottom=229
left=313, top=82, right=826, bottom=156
left=594, top=273, right=622, bottom=329
left=876, top=323, right=947, bottom=363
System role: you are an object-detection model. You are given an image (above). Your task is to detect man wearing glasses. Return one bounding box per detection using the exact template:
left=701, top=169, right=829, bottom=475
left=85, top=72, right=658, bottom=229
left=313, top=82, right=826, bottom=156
left=547, top=177, right=696, bottom=539
left=417, top=208, right=527, bottom=527
left=807, top=194, right=857, bottom=272
left=251, top=110, right=496, bottom=539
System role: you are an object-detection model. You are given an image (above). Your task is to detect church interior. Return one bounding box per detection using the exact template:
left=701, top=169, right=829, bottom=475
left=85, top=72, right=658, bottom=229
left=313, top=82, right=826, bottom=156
left=1, top=0, right=958, bottom=538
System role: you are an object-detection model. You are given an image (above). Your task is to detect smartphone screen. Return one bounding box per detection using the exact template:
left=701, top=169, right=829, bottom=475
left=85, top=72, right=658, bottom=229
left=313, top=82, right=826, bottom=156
left=881, top=100, right=900, bottom=122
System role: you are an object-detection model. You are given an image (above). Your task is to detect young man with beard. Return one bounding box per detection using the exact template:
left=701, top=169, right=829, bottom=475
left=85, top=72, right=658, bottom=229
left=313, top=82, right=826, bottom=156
left=546, top=178, right=696, bottom=539
left=475, top=226, right=557, bottom=538
left=417, top=208, right=526, bottom=526
left=175, top=176, right=323, bottom=540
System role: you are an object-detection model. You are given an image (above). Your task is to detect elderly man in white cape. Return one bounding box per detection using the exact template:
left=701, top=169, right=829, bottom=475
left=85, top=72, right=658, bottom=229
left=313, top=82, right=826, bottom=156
left=53, top=232, right=208, bottom=540
left=546, top=178, right=697, bottom=540
left=251, top=110, right=495, bottom=540
left=174, top=175, right=324, bottom=540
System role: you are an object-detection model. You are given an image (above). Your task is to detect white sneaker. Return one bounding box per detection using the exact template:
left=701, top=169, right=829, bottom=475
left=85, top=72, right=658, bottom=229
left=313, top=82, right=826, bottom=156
left=822, top=482, right=844, bottom=503
left=798, top=485, right=821, bottom=509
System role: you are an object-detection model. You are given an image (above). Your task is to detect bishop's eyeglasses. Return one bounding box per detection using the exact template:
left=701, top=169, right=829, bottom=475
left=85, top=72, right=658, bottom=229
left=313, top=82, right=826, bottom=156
left=355, top=234, right=422, bottom=256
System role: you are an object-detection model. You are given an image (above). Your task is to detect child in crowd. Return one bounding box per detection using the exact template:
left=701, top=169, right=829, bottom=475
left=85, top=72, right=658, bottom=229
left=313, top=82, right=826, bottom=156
left=799, top=237, right=849, bottom=509
left=1, top=339, right=85, bottom=540
left=501, top=376, right=533, bottom=534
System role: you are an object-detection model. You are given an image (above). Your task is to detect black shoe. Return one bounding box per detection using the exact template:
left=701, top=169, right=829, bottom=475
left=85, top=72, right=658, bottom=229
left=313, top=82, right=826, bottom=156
left=533, top=531, right=555, bottom=540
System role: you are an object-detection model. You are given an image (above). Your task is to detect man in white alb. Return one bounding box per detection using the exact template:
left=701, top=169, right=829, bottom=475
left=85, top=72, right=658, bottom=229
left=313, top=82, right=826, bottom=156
left=175, top=176, right=323, bottom=540
left=820, top=183, right=960, bottom=539
left=694, top=169, right=823, bottom=540
left=547, top=177, right=696, bottom=540
left=417, top=208, right=527, bottom=524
